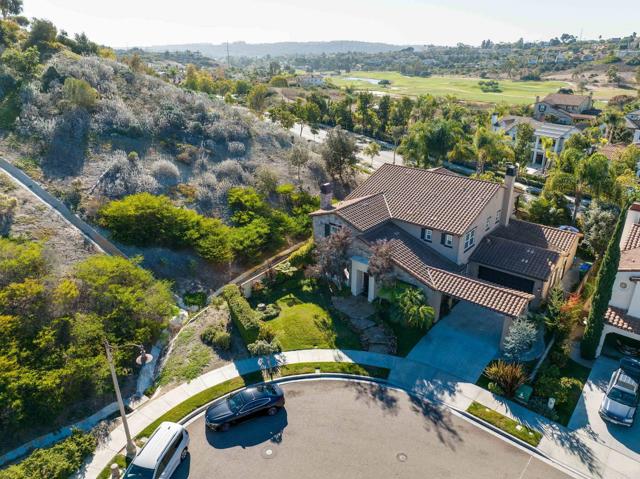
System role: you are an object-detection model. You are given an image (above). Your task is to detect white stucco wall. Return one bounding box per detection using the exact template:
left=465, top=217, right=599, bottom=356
left=456, top=190, right=505, bottom=264
left=393, top=219, right=460, bottom=264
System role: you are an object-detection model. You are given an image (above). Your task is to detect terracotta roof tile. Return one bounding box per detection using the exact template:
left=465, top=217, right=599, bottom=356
left=624, top=224, right=640, bottom=251
left=470, top=235, right=559, bottom=280
left=605, top=307, right=640, bottom=335
left=491, top=219, right=580, bottom=254
left=346, top=164, right=502, bottom=235
left=359, top=223, right=532, bottom=317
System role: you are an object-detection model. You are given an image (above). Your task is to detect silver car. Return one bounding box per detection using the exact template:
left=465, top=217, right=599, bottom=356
left=599, top=358, right=640, bottom=427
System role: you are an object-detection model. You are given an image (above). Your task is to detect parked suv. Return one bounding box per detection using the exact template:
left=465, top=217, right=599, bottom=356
left=123, top=422, right=189, bottom=479
left=599, top=357, right=640, bottom=427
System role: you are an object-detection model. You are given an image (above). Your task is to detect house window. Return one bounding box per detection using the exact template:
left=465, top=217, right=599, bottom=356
left=441, top=233, right=453, bottom=248
left=324, top=222, right=340, bottom=237
left=463, top=229, right=476, bottom=251
left=421, top=228, right=432, bottom=242
left=495, top=210, right=501, bottom=224
left=485, top=216, right=492, bottom=231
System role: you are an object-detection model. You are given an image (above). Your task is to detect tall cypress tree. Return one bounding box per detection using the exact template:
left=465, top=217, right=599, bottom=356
left=581, top=203, right=628, bottom=358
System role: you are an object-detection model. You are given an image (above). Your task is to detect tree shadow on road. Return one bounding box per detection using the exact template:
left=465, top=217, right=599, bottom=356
left=344, top=381, right=400, bottom=415
left=409, top=395, right=462, bottom=451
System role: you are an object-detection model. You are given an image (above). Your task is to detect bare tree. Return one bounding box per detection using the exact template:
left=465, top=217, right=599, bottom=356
left=307, top=228, right=352, bottom=288
left=367, top=239, right=394, bottom=286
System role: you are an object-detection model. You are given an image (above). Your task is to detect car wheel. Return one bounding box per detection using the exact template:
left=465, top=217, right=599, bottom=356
left=219, top=422, right=230, bottom=432
left=180, top=447, right=188, bottom=461
left=267, top=406, right=278, bottom=416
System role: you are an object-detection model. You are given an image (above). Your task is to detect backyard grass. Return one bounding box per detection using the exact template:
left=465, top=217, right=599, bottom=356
left=253, top=277, right=362, bottom=351
left=328, top=71, right=631, bottom=104
left=467, top=401, right=542, bottom=447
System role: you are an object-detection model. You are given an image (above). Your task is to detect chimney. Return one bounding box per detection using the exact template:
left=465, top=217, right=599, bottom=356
left=500, top=164, right=518, bottom=226
left=320, top=182, right=333, bottom=210
left=535, top=95, right=540, bottom=104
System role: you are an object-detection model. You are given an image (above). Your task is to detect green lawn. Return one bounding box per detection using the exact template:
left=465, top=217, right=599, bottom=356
left=327, top=71, right=631, bottom=104
left=383, top=318, right=427, bottom=357
left=467, top=401, right=542, bottom=447
left=253, top=277, right=362, bottom=351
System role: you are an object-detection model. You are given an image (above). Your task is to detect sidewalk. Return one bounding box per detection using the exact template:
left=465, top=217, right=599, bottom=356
left=78, top=348, right=638, bottom=479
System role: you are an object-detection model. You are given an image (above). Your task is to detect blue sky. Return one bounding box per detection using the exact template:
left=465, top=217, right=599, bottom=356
left=23, top=0, right=638, bottom=48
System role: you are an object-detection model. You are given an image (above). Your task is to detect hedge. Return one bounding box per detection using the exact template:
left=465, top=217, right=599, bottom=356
left=221, top=284, right=260, bottom=344
left=288, top=239, right=315, bottom=268
left=581, top=202, right=628, bottom=358
left=0, top=430, right=96, bottom=479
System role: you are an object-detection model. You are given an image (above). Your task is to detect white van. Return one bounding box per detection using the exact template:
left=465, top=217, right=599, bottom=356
left=123, top=422, right=189, bottom=479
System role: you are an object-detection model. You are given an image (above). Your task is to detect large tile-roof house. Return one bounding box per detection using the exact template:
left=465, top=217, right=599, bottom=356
left=492, top=115, right=580, bottom=171
left=599, top=203, right=640, bottom=356
left=533, top=92, right=599, bottom=125
left=311, top=164, right=581, bottom=336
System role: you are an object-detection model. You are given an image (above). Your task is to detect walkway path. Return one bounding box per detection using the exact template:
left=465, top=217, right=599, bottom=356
left=331, top=296, right=396, bottom=354
left=76, top=347, right=639, bottom=479
left=0, top=158, right=125, bottom=257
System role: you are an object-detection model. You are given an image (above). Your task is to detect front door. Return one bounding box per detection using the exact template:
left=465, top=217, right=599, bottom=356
left=362, top=272, right=369, bottom=296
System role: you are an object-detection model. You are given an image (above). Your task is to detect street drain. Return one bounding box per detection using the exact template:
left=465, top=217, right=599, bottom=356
left=262, top=446, right=277, bottom=459
left=396, top=452, right=408, bottom=462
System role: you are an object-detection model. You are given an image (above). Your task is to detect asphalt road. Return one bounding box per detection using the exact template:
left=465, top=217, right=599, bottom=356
left=173, top=380, right=571, bottom=479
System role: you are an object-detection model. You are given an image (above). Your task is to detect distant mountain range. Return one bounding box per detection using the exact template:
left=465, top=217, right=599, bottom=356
left=141, top=41, right=411, bottom=58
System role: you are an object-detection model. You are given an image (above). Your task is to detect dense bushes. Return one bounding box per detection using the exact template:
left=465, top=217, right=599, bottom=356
left=99, top=186, right=318, bottom=265
left=0, top=430, right=96, bottom=479
left=221, top=284, right=260, bottom=343
left=581, top=203, right=628, bottom=358
left=0, top=240, right=174, bottom=437
left=99, top=193, right=233, bottom=264
left=200, top=325, right=231, bottom=351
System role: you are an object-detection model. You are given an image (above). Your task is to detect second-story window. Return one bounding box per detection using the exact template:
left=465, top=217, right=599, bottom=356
left=463, top=229, right=475, bottom=251
left=485, top=216, right=492, bottom=231
left=421, top=228, right=432, bottom=242
left=495, top=210, right=501, bottom=224
left=441, top=233, right=453, bottom=248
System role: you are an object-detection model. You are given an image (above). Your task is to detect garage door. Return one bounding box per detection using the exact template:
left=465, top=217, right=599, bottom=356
left=478, top=266, right=535, bottom=293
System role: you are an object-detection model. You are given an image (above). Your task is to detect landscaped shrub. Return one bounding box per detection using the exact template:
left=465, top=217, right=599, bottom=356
left=0, top=430, right=96, bottom=479
left=503, top=317, right=538, bottom=362
left=221, top=284, right=260, bottom=343
left=256, top=303, right=280, bottom=321
left=183, top=291, right=207, bottom=308
left=288, top=239, right=315, bottom=267
left=200, top=325, right=231, bottom=351
left=484, top=360, right=526, bottom=398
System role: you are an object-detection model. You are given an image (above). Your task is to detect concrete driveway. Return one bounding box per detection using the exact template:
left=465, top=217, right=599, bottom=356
left=401, top=301, right=504, bottom=383
left=173, top=380, right=570, bottom=479
left=568, top=356, right=640, bottom=469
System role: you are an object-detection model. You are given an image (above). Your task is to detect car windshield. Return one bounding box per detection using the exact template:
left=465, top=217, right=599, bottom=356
left=257, top=384, right=278, bottom=396
left=227, top=393, right=244, bottom=412
left=123, top=464, right=154, bottom=479
left=608, top=387, right=637, bottom=407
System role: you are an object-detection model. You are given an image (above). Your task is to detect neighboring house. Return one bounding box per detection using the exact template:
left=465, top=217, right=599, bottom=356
left=598, top=203, right=640, bottom=356
left=292, top=74, right=325, bottom=87
left=533, top=93, right=599, bottom=125
left=492, top=115, right=580, bottom=170
left=310, top=164, right=580, bottom=345
left=625, top=109, right=640, bottom=145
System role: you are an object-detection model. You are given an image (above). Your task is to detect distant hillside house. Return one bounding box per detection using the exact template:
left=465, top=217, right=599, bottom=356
left=533, top=92, right=599, bottom=125
left=492, top=115, right=579, bottom=171
left=292, top=74, right=325, bottom=87
left=310, top=164, right=580, bottom=342
left=625, top=109, right=640, bottom=145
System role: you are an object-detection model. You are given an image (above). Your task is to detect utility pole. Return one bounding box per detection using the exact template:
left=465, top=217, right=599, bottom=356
left=104, top=340, right=138, bottom=458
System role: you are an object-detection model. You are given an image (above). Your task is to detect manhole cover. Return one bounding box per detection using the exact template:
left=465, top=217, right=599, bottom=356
left=396, top=452, right=408, bottom=462
left=262, top=446, right=277, bottom=459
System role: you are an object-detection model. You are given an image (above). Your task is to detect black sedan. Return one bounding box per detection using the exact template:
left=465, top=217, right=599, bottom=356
left=205, top=383, right=285, bottom=431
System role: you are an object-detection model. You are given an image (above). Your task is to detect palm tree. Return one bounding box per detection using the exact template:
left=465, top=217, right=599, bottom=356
left=602, top=109, right=625, bottom=142
left=473, top=127, right=514, bottom=174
